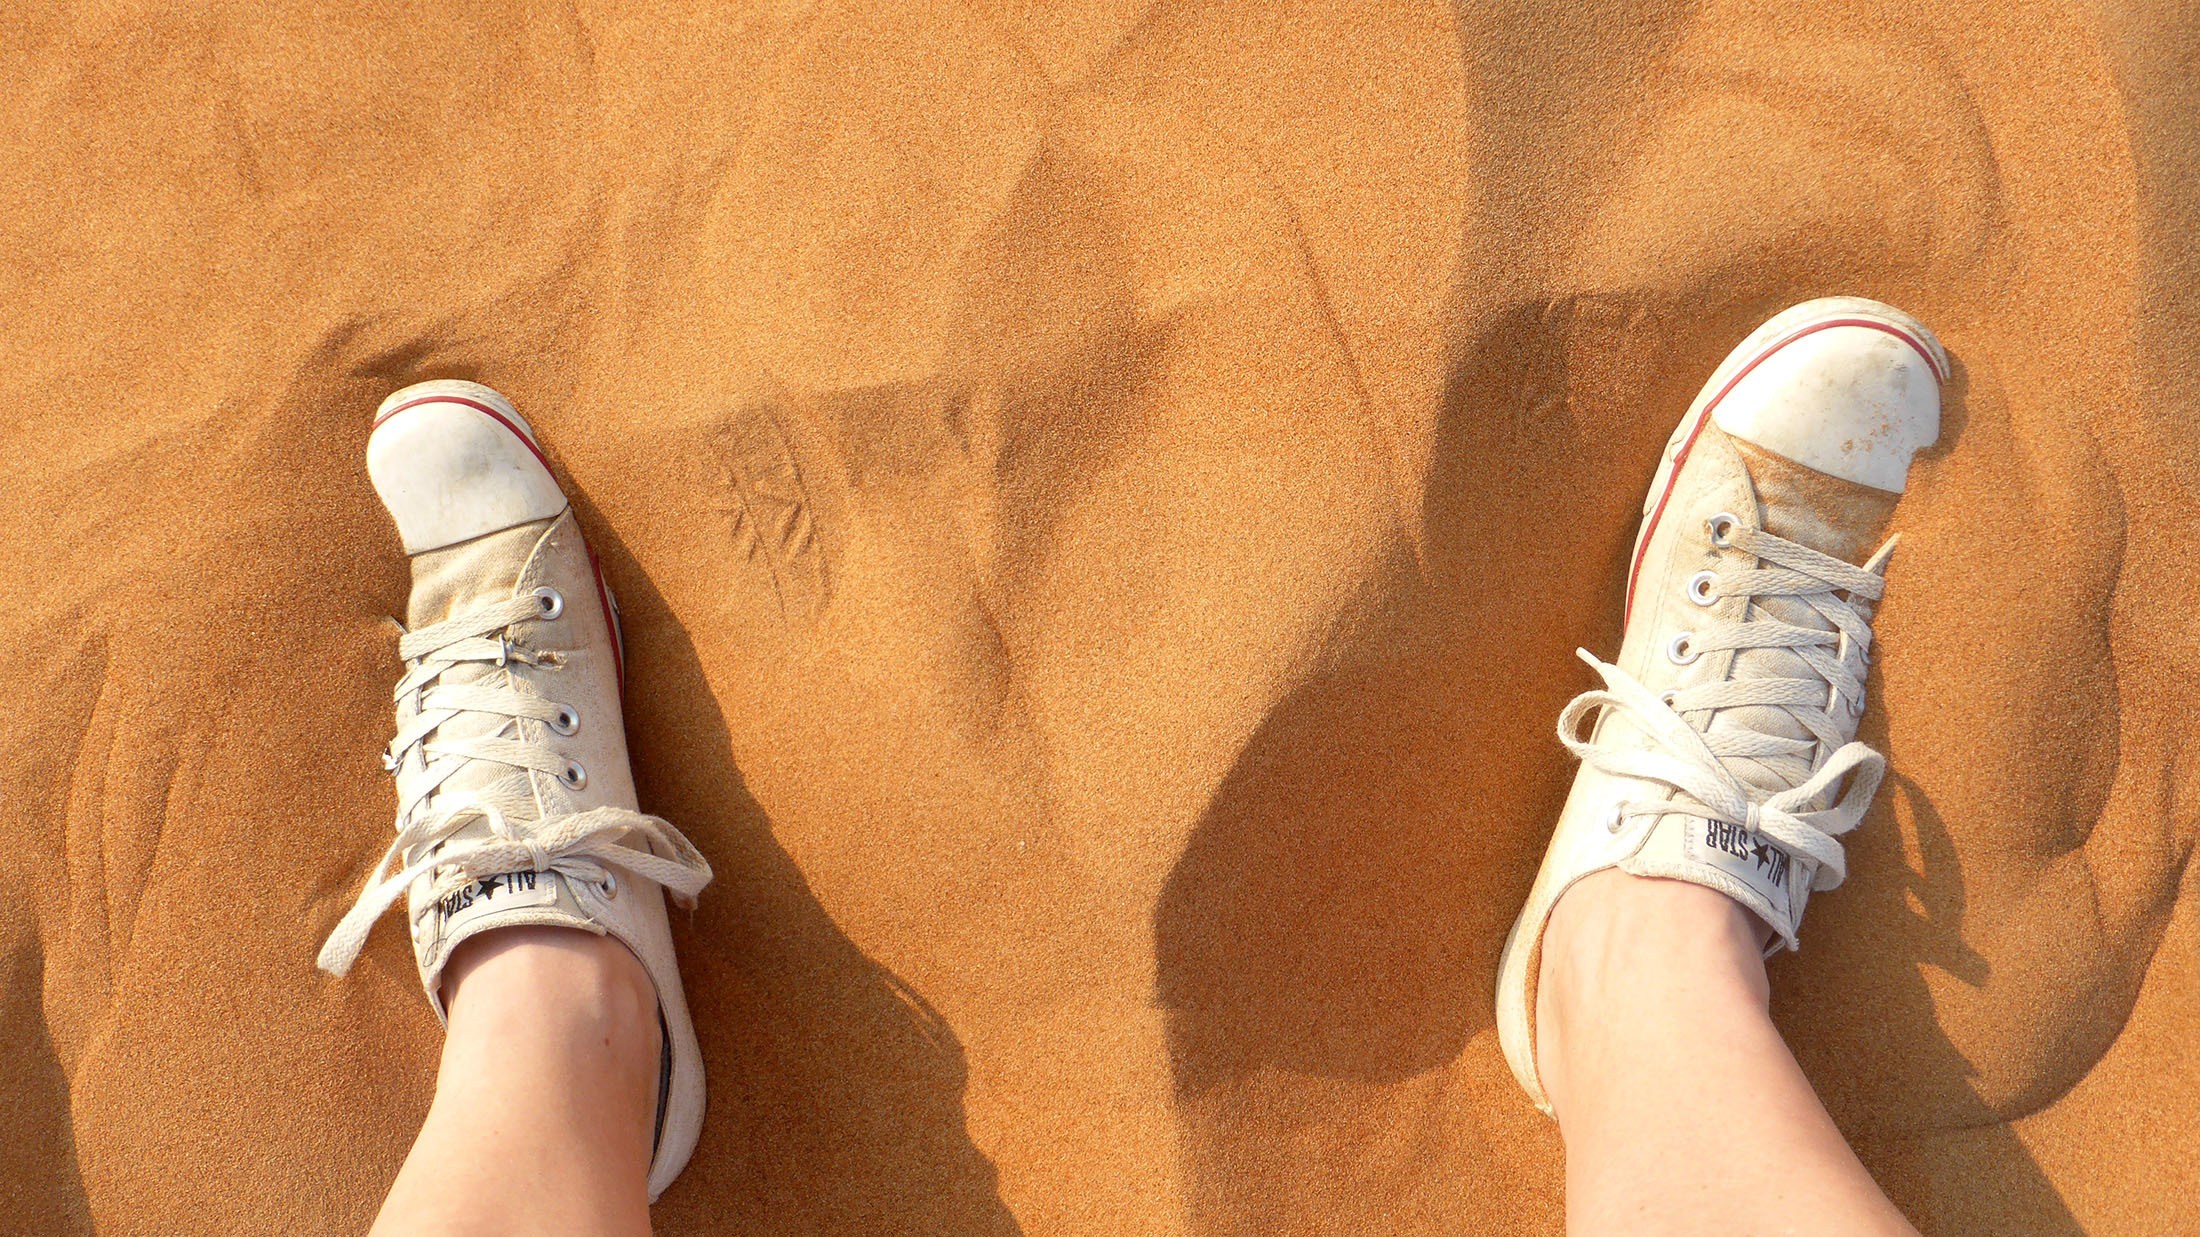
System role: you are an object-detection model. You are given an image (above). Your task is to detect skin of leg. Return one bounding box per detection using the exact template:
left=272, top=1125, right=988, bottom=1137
left=371, top=926, right=662, bottom=1237
left=1536, top=870, right=1918, bottom=1237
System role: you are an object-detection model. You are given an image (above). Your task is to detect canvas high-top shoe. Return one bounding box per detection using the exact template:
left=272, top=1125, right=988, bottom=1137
left=317, top=379, right=714, bottom=1199
left=1494, top=298, right=1946, bottom=1115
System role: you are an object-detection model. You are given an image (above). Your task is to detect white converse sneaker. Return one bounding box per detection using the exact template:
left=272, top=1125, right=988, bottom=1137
left=1494, top=298, right=1946, bottom=1114
left=317, top=379, right=714, bottom=1199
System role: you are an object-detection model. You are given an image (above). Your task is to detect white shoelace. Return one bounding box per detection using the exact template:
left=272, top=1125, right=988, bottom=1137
left=1557, top=525, right=1892, bottom=943
left=318, top=595, right=712, bottom=976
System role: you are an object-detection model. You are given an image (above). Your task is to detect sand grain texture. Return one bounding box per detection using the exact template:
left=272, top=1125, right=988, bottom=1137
left=2, top=1, right=2196, bottom=1233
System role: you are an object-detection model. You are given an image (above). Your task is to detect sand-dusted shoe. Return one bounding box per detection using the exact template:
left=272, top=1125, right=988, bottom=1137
left=317, top=379, right=713, bottom=1199
left=1494, top=298, right=1946, bottom=1114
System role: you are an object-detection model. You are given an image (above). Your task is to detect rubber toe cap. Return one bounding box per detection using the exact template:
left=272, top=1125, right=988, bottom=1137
left=1711, top=308, right=1945, bottom=494
left=367, top=381, right=567, bottom=554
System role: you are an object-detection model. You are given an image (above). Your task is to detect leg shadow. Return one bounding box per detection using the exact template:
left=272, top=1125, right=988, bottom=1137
left=1790, top=770, right=2084, bottom=1236
left=0, top=933, right=95, bottom=1234
left=1152, top=295, right=1672, bottom=1232
left=1156, top=292, right=1690, bottom=1096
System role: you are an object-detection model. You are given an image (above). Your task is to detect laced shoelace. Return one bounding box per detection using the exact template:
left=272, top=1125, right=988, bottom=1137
left=1557, top=524, right=1892, bottom=946
left=318, top=594, right=712, bottom=976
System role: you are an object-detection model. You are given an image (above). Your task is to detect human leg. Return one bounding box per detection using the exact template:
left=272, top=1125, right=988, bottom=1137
left=1535, top=871, right=1914, bottom=1235
left=372, top=929, right=661, bottom=1237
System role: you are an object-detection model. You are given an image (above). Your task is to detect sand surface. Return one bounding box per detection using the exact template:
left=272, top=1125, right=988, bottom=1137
left=4, top=1, right=2198, bottom=1232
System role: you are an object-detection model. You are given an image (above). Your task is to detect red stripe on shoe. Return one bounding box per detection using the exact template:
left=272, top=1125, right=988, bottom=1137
left=1622, top=318, right=1942, bottom=623
left=585, top=539, right=626, bottom=698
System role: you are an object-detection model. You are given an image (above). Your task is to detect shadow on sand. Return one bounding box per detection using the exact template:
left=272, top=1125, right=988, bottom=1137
left=568, top=502, right=1022, bottom=1236
left=1156, top=298, right=2081, bottom=1234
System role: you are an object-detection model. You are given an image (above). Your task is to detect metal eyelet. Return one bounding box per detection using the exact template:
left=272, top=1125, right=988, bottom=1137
left=1687, top=570, right=1719, bottom=606
left=532, top=587, right=564, bottom=620
left=548, top=705, right=580, bottom=736
left=558, top=760, right=588, bottom=790
left=1604, top=806, right=1626, bottom=835
left=1667, top=632, right=1700, bottom=665
left=1707, top=512, right=1739, bottom=548
left=597, top=872, right=620, bottom=900
left=1659, top=689, right=1679, bottom=709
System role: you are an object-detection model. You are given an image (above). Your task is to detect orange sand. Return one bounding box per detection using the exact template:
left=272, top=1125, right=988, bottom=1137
left=4, top=2, right=2197, bottom=1233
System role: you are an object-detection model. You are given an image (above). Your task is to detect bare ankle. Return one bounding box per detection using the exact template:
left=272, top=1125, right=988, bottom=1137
left=1535, top=871, right=1773, bottom=1117
left=443, top=928, right=662, bottom=1098
left=447, top=925, right=656, bottom=1017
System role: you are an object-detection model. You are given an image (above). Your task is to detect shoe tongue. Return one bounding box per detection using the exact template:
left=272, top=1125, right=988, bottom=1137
left=400, top=519, right=557, bottom=832
left=1707, top=438, right=1900, bottom=796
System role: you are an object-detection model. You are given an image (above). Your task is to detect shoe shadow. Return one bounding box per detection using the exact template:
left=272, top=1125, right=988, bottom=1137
left=564, top=507, right=1022, bottom=1237
left=1153, top=293, right=1660, bottom=1091
left=1153, top=548, right=1500, bottom=1093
